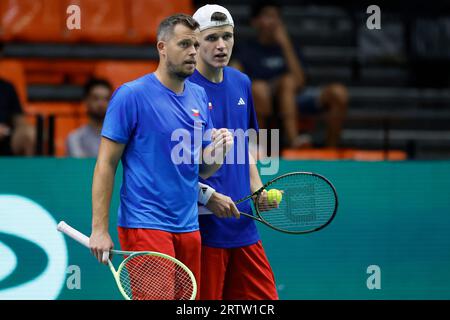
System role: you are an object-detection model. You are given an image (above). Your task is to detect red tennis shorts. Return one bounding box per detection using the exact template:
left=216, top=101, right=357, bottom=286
left=200, top=240, right=278, bottom=300
left=117, top=227, right=201, bottom=299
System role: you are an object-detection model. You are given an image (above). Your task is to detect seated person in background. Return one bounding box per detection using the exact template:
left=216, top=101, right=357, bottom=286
left=0, top=78, right=35, bottom=156
left=66, top=78, right=112, bottom=158
left=231, top=0, right=348, bottom=148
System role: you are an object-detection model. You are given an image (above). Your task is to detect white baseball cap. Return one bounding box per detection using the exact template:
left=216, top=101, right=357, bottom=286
left=193, top=4, right=234, bottom=31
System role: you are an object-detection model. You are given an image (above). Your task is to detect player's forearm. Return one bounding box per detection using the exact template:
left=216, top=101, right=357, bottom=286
left=200, top=128, right=233, bottom=179
left=249, top=153, right=263, bottom=193
left=91, top=161, right=116, bottom=233
left=199, top=162, right=222, bottom=179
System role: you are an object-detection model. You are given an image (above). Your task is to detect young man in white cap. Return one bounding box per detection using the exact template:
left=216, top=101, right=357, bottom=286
left=191, top=4, right=278, bottom=300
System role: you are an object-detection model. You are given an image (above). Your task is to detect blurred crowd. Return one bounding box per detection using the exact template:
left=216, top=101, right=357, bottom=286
left=0, top=1, right=348, bottom=158
left=1, top=0, right=449, bottom=158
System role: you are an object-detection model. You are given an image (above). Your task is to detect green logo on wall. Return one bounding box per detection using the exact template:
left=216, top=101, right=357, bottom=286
left=0, top=195, right=68, bottom=299
left=0, top=232, right=48, bottom=290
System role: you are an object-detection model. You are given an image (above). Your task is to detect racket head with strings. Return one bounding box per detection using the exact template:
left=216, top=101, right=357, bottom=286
left=56, top=221, right=197, bottom=300
left=112, top=250, right=197, bottom=300
left=248, top=172, right=338, bottom=234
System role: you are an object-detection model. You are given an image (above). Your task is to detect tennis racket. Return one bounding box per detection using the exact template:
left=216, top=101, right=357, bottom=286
left=200, top=172, right=338, bottom=234
left=57, top=221, right=197, bottom=300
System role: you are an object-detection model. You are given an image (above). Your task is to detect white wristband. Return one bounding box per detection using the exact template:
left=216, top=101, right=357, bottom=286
left=198, top=182, right=215, bottom=205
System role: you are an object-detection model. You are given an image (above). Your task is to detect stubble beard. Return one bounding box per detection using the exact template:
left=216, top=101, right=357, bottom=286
left=166, top=59, right=194, bottom=80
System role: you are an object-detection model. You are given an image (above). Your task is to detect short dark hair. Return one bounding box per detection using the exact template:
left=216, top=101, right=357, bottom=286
left=250, top=0, right=281, bottom=19
left=83, top=78, right=112, bottom=98
left=157, top=14, right=200, bottom=41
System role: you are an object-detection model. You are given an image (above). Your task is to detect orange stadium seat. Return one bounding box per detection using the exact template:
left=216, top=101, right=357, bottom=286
left=282, top=148, right=343, bottom=160
left=342, top=149, right=407, bottom=161
left=0, top=59, right=27, bottom=106
left=22, top=59, right=97, bottom=85
left=0, top=0, right=63, bottom=42
left=282, top=148, right=407, bottom=161
left=94, top=60, right=158, bottom=89
left=26, top=102, right=87, bottom=156
left=65, top=0, right=127, bottom=43
left=129, top=0, right=194, bottom=43
left=25, top=102, right=83, bottom=117
left=26, top=73, right=66, bottom=85
left=1, top=0, right=194, bottom=44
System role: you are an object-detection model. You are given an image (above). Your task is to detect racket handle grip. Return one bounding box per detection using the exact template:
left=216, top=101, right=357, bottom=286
left=102, top=251, right=110, bottom=263
left=57, top=221, right=90, bottom=248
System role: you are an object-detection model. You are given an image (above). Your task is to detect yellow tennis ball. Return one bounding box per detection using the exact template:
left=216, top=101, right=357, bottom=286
left=267, top=189, right=282, bottom=204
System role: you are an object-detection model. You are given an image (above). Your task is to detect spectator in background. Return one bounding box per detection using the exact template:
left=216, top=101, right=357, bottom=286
left=231, top=0, right=348, bottom=148
left=0, top=78, right=35, bottom=156
left=66, top=78, right=112, bottom=157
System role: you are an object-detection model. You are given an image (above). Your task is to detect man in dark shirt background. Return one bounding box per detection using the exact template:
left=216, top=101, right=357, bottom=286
left=232, top=0, right=348, bottom=148
left=0, top=79, right=35, bottom=156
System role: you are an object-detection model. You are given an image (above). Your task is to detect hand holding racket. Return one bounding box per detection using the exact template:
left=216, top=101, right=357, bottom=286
left=89, top=230, right=114, bottom=264
left=200, top=172, right=338, bottom=234
left=57, top=221, right=197, bottom=300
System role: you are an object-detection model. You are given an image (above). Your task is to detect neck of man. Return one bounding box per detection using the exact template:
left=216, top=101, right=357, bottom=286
left=154, top=66, right=185, bottom=94
left=197, top=59, right=224, bottom=84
